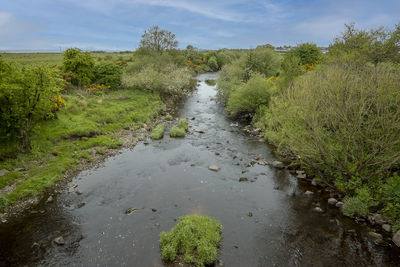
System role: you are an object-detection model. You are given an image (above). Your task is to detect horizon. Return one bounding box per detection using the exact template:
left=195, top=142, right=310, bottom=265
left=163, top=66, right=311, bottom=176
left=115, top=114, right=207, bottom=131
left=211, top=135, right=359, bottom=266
left=0, top=0, right=399, bottom=51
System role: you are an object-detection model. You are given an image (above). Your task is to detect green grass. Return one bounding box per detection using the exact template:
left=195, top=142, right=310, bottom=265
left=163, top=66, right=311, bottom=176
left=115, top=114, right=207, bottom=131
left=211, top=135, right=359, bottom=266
left=0, top=89, right=165, bottom=210
left=0, top=52, right=133, bottom=65
left=169, top=126, right=186, bottom=138
left=160, top=215, right=222, bottom=267
left=150, top=124, right=165, bottom=140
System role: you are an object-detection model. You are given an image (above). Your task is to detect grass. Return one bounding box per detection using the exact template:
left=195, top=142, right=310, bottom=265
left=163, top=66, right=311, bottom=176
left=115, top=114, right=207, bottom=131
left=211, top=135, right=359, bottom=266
left=0, top=52, right=133, bottom=65
left=0, top=89, right=165, bottom=210
left=169, top=126, right=186, bottom=138
left=177, top=118, right=188, bottom=132
left=150, top=124, right=165, bottom=140
left=160, top=215, right=222, bottom=267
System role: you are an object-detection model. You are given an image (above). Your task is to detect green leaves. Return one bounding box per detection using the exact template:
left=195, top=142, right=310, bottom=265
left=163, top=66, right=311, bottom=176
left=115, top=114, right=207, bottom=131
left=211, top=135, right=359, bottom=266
left=62, top=48, right=95, bottom=86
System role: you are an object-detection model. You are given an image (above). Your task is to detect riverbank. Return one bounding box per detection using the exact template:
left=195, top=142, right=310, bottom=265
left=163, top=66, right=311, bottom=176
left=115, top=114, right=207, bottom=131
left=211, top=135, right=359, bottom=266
left=0, top=88, right=168, bottom=220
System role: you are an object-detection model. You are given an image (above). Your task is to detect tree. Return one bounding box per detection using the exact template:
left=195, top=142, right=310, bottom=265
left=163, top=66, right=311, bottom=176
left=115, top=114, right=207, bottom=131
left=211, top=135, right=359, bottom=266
left=328, top=23, right=400, bottom=65
left=62, top=48, right=95, bottom=86
left=0, top=58, right=63, bottom=150
left=139, top=26, right=178, bottom=53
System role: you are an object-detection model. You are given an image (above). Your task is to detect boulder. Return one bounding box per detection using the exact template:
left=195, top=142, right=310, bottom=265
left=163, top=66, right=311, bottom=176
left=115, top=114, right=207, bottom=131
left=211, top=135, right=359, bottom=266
left=335, top=202, right=344, bottom=208
left=392, top=230, right=400, bottom=247
left=328, top=198, right=338, bottom=205
left=382, top=224, right=392, bottom=232
left=272, top=161, right=284, bottom=169
left=373, top=213, right=387, bottom=225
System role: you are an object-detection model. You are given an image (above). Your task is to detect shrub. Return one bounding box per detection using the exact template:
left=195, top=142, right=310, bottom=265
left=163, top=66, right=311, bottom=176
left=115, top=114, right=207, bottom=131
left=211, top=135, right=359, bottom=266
left=160, top=215, right=222, bottom=267
left=264, top=63, right=400, bottom=185
left=0, top=58, right=63, bottom=150
left=62, top=48, right=95, bottom=86
left=177, top=118, right=188, bottom=132
left=342, top=188, right=377, bottom=217
left=122, top=64, right=193, bottom=99
left=150, top=124, right=165, bottom=140
left=381, top=173, right=400, bottom=221
left=207, top=56, right=219, bottom=71
left=94, top=61, right=123, bottom=88
left=169, top=126, right=186, bottom=137
left=226, top=73, right=274, bottom=116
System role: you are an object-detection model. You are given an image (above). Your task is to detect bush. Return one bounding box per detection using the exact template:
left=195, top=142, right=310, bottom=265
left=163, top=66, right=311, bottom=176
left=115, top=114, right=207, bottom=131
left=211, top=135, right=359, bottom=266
left=169, top=126, right=186, bottom=137
left=0, top=58, right=63, bottom=150
left=62, top=48, right=95, bottom=86
left=150, top=124, right=165, bottom=140
left=160, top=215, right=222, bottom=267
left=207, top=56, right=219, bottom=71
left=226, top=73, right=274, bottom=116
left=94, top=61, right=123, bottom=88
left=264, top=63, right=400, bottom=185
left=381, top=173, right=400, bottom=221
left=342, top=188, right=377, bottom=217
left=122, top=63, right=193, bottom=99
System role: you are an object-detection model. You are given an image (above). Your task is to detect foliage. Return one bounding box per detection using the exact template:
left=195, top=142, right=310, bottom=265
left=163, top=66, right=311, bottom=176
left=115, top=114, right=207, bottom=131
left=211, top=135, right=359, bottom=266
left=139, top=26, right=178, bottom=53
left=122, top=63, right=193, bottom=99
left=342, top=188, right=377, bottom=217
left=62, top=48, right=95, bottom=86
left=160, top=215, right=222, bottom=267
left=264, top=63, right=400, bottom=185
left=243, top=47, right=280, bottom=80
left=226, top=74, right=274, bottom=116
left=207, top=56, right=219, bottom=71
left=380, top=173, right=400, bottom=221
left=328, top=23, right=400, bottom=66
left=177, top=118, right=188, bottom=132
left=94, top=61, right=123, bottom=88
left=169, top=126, right=186, bottom=138
left=150, top=124, right=165, bottom=140
left=0, top=58, right=63, bottom=150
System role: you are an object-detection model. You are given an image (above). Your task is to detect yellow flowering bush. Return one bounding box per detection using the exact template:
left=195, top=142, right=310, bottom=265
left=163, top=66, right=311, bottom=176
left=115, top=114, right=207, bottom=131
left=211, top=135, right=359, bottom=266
left=87, top=84, right=110, bottom=94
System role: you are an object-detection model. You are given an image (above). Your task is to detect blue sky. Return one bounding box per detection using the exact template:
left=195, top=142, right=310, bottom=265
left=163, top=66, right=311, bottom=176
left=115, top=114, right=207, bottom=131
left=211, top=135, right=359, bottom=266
left=0, top=0, right=399, bottom=51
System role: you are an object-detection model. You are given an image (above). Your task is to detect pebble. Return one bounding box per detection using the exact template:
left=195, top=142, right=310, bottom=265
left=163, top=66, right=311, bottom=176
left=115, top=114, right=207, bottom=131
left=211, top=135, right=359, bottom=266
left=328, top=198, right=338, bottom=205
left=247, top=212, right=253, bottom=217
left=151, top=208, right=157, bottom=212
left=313, top=207, right=323, bottom=213
left=208, top=165, right=220, bottom=171
left=46, top=196, right=54, bottom=203
left=54, top=236, right=65, bottom=245
left=239, top=177, right=248, bottom=182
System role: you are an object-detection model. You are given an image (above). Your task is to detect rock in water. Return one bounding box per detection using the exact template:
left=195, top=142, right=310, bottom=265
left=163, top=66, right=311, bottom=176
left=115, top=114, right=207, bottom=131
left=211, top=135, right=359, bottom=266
left=125, top=207, right=139, bottom=215
left=335, top=202, right=344, bottom=208
left=328, top=198, right=338, bottom=205
left=392, top=230, right=400, bottom=247
left=382, top=224, right=392, bottom=232
left=313, top=207, right=323, bottom=213
left=272, top=161, right=284, bottom=169
left=305, top=190, right=314, bottom=197
left=373, top=213, right=387, bottom=225
left=208, top=165, right=220, bottom=172
left=46, top=196, right=54, bottom=203
left=239, top=177, right=248, bottom=182
left=54, top=236, right=65, bottom=245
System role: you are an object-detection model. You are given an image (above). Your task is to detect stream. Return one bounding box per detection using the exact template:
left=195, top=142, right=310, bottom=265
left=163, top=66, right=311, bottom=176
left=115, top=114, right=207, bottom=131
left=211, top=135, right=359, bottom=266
left=1, top=73, right=399, bottom=266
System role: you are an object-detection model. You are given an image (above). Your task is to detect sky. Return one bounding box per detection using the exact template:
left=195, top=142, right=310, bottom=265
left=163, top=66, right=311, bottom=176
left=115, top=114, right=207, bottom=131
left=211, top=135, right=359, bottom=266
left=0, top=0, right=399, bottom=51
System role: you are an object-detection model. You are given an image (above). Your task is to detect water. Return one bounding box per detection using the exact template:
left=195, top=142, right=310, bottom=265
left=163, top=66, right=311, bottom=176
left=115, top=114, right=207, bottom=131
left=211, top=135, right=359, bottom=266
left=1, top=73, right=399, bottom=266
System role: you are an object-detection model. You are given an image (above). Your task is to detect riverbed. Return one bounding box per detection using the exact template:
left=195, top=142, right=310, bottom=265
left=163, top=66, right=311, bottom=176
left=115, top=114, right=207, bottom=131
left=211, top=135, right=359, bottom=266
left=0, top=73, right=399, bottom=266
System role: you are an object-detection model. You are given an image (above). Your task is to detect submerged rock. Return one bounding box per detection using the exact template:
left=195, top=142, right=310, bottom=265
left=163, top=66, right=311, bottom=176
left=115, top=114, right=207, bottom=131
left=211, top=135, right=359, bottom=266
left=208, top=165, right=220, bottom=172
left=54, top=236, right=65, bottom=245
left=272, top=161, right=284, bottom=169
left=239, top=177, right=248, bottom=182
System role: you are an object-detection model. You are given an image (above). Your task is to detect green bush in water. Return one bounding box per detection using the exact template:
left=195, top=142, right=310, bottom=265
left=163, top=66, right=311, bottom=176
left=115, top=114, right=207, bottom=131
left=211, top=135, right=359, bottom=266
left=169, top=126, right=186, bottom=137
left=150, top=124, right=164, bottom=140
left=177, top=118, right=188, bottom=132
left=160, top=215, right=222, bottom=267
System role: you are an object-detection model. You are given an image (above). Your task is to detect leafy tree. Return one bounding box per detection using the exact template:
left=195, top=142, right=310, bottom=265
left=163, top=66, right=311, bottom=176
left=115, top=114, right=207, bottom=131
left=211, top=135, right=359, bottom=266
left=139, top=26, right=178, bottom=53
left=207, top=56, right=219, bottom=71
left=62, top=48, right=95, bottom=86
left=0, top=58, right=63, bottom=150
left=288, top=43, right=321, bottom=65
left=329, top=23, right=400, bottom=65
left=244, top=47, right=280, bottom=80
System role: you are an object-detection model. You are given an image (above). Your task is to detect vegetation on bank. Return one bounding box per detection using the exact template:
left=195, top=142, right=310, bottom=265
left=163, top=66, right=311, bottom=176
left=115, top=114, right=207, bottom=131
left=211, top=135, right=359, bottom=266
left=150, top=124, right=165, bottom=140
left=217, top=23, right=400, bottom=229
left=160, top=215, right=222, bottom=267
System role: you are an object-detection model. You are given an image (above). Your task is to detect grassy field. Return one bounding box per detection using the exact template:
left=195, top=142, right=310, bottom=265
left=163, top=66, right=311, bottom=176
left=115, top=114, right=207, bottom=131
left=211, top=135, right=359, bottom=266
left=0, top=52, right=133, bottom=65
left=0, top=88, right=165, bottom=210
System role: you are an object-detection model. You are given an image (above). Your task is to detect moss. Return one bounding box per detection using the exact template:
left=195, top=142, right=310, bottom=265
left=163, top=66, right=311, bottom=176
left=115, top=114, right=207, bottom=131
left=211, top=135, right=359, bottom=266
left=170, top=126, right=186, bottom=138
left=150, top=124, right=165, bottom=140
left=177, top=118, right=188, bottom=132
left=160, top=215, right=222, bottom=267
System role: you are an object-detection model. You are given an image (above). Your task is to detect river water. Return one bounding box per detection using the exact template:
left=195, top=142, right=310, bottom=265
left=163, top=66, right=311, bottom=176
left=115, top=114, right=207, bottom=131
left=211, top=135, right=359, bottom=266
left=1, top=73, right=399, bottom=266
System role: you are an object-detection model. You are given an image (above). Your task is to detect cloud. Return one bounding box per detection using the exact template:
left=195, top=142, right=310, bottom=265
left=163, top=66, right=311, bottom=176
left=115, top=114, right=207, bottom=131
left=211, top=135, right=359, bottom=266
left=0, top=12, right=37, bottom=39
